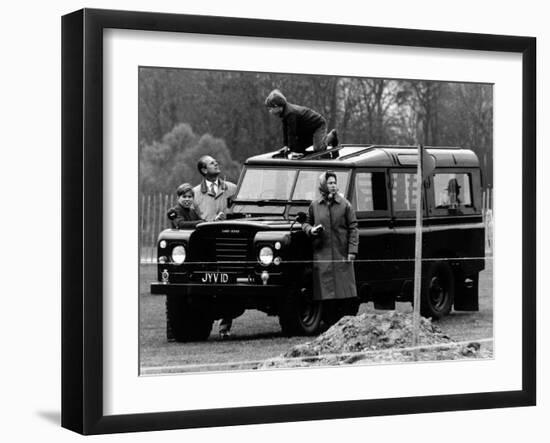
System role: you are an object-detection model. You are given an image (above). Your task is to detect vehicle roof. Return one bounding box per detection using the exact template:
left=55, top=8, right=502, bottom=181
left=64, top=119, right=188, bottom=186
left=245, top=145, right=480, bottom=168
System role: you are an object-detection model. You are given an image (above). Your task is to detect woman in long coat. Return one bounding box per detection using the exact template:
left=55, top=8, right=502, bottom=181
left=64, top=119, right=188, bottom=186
left=303, top=171, right=359, bottom=301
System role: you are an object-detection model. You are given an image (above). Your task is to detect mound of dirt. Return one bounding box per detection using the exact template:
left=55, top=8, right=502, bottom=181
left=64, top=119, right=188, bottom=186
left=260, top=312, right=491, bottom=369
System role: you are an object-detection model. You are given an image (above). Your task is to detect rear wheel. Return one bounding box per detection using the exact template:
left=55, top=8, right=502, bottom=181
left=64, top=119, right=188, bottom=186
left=166, top=295, right=213, bottom=342
left=279, top=285, right=323, bottom=336
left=420, top=261, right=454, bottom=319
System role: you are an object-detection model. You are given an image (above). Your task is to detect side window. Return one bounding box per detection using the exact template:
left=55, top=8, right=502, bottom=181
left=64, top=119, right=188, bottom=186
left=391, top=172, right=418, bottom=212
left=353, top=172, right=388, bottom=212
left=433, top=173, right=472, bottom=208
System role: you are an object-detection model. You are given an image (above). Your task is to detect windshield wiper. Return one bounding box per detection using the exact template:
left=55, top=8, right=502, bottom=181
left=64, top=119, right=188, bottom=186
left=289, top=199, right=312, bottom=204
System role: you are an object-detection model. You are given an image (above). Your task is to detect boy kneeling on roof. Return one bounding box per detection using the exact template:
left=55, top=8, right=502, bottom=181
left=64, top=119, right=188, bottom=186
left=265, top=89, right=338, bottom=158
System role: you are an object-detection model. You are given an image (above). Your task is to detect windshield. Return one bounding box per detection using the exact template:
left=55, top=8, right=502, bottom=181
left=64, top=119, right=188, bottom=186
left=292, top=170, right=350, bottom=201
left=235, top=167, right=350, bottom=203
left=236, top=168, right=297, bottom=201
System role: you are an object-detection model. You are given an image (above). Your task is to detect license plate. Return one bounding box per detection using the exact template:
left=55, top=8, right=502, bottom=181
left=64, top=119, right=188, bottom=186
left=198, top=272, right=230, bottom=284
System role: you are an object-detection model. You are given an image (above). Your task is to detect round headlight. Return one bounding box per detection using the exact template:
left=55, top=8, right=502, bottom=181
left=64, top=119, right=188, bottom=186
left=258, top=246, right=274, bottom=266
left=171, top=245, right=186, bottom=264
left=159, top=240, right=167, bottom=249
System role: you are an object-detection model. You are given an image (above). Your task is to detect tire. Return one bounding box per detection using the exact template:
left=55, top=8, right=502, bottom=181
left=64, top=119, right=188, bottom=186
left=322, top=298, right=360, bottom=327
left=279, top=285, right=323, bottom=336
left=420, top=261, right=454, bottom=319
left=165, top=295, right=213, bottom=342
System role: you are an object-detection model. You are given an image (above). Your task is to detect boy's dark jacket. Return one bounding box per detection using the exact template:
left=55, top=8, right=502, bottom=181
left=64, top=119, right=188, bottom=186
left=281, top=103, right=326, bottom=153
left=167, top=203, right=202, bottom=229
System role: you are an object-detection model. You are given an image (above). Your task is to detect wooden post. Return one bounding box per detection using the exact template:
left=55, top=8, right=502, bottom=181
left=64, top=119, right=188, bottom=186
left=156, top=192, right=160, bottom=244
left=146, top=194, right=151, bottom=262
left=163, top=194, right=172, bottom=228
left=412, top=145, right=424, bottom=361
left=161, top=194, right=165, bottom=230
left=140, top=194, right=145, bottom=263
left=158, top=192, right=162, bottom=235
left=164, top=194, right=169, bottom=230
left=154, top=193, right=159, bottom=261
left=150, top=194, right=156, bottom=263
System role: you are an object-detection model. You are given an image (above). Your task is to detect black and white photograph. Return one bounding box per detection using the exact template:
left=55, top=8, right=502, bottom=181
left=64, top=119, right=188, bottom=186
left=138, top=68, right=494, bottom=375
left=2, top=0, right=544, bottom=441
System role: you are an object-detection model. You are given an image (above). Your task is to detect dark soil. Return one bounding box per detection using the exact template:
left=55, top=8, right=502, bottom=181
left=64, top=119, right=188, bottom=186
left=260, top=311, right=492, bottom=369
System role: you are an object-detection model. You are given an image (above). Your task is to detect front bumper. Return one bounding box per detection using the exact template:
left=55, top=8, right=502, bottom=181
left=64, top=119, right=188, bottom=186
left=150, top=282, right=285, bottom=297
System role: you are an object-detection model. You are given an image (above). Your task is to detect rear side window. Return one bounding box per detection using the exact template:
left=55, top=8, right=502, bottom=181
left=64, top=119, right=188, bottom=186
left=391, top=172, right=418, bottom=212
left=354, top=172, right=388, bottom=211
left=434, top=173, right=472, bottom=208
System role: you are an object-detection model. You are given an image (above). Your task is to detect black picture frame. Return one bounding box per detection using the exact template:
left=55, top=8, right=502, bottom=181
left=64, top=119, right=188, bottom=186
left=61, top=8, right=536, bottom=435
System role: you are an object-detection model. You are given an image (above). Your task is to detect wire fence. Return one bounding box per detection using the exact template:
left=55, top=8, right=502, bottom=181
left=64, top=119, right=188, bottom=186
left=140, top=337, right=494, bottom=374
left=139, top=187, right=493, bottom=264
left=140, top=193, right=177, bottom=263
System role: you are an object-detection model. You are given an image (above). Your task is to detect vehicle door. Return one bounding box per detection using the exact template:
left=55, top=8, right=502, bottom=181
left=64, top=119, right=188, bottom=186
left=424, top=168, right=485, bottom=266
left=350, top=169, right=395, bottom=290
left=388, top=168, right=429, bottom=284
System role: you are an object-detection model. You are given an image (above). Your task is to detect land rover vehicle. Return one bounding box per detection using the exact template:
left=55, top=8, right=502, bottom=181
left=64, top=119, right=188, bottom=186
left=151, top=145, right=485, bottom=341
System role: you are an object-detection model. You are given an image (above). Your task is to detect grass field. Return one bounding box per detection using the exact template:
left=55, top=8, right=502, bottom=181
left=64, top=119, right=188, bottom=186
left=139, top=260, right=493, bottom=374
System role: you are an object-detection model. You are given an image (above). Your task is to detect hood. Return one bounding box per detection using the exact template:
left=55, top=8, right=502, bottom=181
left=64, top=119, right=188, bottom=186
left=195, top=219, right=294, bottom=232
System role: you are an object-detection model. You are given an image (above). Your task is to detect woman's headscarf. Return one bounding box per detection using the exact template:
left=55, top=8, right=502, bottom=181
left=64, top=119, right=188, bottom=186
left=318, top=171, right=338, bottom=200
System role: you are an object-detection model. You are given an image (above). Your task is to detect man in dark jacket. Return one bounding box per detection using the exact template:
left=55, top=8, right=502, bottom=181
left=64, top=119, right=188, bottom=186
left=265, top=89, right=338, bottom=156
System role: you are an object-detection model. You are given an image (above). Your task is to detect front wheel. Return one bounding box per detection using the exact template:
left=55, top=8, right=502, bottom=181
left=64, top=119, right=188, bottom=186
left=420, top=261, right=454, bottom=319
left=279, top=286, right=323, bottom=336
left=166, top=295, right=214, bottom=342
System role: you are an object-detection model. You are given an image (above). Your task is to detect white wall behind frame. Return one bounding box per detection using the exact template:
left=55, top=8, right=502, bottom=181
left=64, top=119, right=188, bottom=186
left=0, top=1, right=544, bottom=443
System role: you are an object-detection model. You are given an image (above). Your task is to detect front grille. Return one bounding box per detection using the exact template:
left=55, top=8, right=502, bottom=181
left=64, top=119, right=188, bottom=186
left=188, top=226, right=258, bottom=276
left=215, top=237, right=252, bottom=272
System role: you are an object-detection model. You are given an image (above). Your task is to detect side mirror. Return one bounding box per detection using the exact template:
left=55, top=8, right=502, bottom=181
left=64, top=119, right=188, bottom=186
left=295, top=211, right=307, bottom=224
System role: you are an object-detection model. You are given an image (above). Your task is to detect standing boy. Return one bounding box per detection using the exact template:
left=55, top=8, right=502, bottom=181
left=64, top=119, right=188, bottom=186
left=167, top=183, right=202, bottom=228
